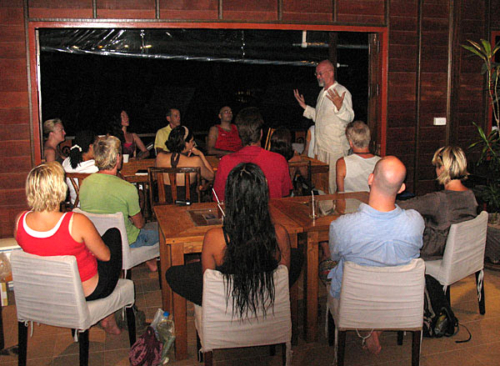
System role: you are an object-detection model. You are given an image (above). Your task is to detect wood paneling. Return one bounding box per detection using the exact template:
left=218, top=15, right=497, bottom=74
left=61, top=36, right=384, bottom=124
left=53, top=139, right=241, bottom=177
left=282, top=0, right=333, bottom=22
left=337, top=0, right=386, bottom=25
left=28, top=0, right=93, bottom=19
left=223, top=0, right=277, bottom=21
left=97, top=0, right=155, bottom=19
left=160, top=0, right=218, bottom=20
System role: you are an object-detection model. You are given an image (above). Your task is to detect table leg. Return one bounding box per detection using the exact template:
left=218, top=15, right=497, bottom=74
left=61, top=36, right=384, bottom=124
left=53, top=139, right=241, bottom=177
left=289, top=233, right=299, bottom=346
left=305, top=231, right=319, bottom=342
left=159, top=230, right=172, bottom=313
left=170, top=244, right=188, bottom=360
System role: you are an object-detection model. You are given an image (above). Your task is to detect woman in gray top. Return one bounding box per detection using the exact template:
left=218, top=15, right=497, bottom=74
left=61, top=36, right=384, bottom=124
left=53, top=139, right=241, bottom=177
left=398, top=146, right=478, bottom=260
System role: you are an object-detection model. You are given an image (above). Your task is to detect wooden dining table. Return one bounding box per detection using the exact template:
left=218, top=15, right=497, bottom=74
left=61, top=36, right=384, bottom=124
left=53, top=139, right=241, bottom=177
left=154, top=202, right=303, bottom=360
left=119, top=155, right=329, bottom=193
left=270, top=191, right=369, bottom=342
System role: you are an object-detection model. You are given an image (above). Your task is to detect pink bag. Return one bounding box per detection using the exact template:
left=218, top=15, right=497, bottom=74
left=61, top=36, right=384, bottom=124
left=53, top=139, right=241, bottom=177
left=129, top=326, right=163, bottom=366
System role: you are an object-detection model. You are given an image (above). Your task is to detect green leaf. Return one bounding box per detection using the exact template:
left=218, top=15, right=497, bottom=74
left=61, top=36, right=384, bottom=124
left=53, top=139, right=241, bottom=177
left=480, top=39, right=492, bottom=55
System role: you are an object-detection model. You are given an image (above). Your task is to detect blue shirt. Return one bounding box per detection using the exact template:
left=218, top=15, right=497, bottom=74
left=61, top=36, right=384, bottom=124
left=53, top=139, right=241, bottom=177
left=328, top=203, right=424, bottom=298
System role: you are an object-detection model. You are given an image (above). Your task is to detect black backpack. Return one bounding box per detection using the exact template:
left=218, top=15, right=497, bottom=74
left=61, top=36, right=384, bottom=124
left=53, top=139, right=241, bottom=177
left=423, top=275, right=470, bottom=342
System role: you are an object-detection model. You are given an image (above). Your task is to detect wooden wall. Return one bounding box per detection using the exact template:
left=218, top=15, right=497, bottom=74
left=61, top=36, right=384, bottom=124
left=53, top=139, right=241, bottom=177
left=387, top=0, right=489, bottom=195
left=0, top=0, right=496, bottom=237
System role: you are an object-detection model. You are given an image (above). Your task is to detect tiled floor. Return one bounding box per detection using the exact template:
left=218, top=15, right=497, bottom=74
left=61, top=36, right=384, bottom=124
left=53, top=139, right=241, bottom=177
left=1, top=264, right=500, bottom=366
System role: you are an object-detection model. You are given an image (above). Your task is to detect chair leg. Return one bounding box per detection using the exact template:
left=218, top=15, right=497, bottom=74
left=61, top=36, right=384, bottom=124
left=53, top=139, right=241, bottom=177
left=126, top=306, right=137, bottom=345
left=475, top=270, right=486, bottom=315
left=0, top=305, right=4, bottom=351
left=445, top=286, right=451, bottom=305
left=397, top=331, right=404, bottom=345
left=17, top=322, right=27, bottom=366
left=204, top=351, right=213, bottom=366
left=78, top=330, right=89, bottom=366
left=270, top=344, right=276, bottom=356
left=327, top=309, right=335, bottom=347
left=337, top=331, right=346, bottom=366
left=411, top=330, right=421, bottom=366
left=281, top=343, right=287, bottom=366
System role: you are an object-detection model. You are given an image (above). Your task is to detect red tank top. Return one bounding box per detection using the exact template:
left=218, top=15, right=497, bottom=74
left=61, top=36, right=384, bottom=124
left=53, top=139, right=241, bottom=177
left=215, top=124, right=242, bottom=152
left=16, top=211, right=98, bottom=282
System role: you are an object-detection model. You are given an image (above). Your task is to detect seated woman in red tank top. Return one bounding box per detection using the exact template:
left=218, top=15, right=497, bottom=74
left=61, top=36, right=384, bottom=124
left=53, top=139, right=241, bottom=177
left=14, top=162, right=123, bottom=335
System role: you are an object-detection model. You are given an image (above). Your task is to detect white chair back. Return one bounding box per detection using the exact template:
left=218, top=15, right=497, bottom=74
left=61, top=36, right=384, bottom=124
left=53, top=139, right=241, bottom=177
left=428, top=211, right=488, bottom=286
left=337, top=258, right=425, bottom=330
left=73, top=209, right=159, bottom=275
left=12, top=251, right=91, bottom=329
left=195, top=265, right=291, bottom=362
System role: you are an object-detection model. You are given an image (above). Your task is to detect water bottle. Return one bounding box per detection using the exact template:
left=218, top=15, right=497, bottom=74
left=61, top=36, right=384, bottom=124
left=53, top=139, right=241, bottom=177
left=156, top=311, right=176, bottom=364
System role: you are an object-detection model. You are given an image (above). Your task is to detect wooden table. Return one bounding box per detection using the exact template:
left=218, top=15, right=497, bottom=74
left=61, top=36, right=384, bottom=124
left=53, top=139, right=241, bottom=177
left=154, top=202, right=303, bottom=360
left=270, top=191, right=369, bottom=342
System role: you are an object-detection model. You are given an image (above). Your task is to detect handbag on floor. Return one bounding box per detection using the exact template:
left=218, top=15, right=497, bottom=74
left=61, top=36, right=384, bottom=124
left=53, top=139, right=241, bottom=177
left=129, top=326, right=163, bottom=366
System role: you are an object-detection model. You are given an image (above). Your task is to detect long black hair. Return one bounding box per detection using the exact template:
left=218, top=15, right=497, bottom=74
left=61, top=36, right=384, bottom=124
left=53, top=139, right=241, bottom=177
left=219, top=162, right=280, bottom=318
left=270, top=126, right=294, bottom=161
left=69, top=130, right=95, bottom=169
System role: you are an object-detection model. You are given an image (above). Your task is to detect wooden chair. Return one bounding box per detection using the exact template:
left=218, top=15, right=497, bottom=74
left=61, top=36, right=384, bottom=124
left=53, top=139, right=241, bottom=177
left=289, top=159, right=312, bottom=196
left=264, top=128, right=276, bottom=150
left=148, top=167, right=201, bottom=207
left=425, top=211, right=488, bottom=314
left=327, top=259, right=425, bottom=366
left=65, top=173, right=91, bottom=208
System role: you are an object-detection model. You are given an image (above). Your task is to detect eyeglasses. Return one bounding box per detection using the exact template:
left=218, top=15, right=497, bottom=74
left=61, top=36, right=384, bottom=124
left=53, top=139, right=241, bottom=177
left=314, top=70, right=332, bottom=77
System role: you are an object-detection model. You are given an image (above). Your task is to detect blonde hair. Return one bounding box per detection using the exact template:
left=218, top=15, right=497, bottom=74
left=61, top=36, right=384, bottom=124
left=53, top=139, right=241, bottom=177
left=432, top=146, right=469, bottom=185
left=26, top=162, right=67, bottom=212
left=43, top=118, right=63, bottom=136
left=94, top=135, right=121, bottom=171
left=346, top=120, right=371, bottom=149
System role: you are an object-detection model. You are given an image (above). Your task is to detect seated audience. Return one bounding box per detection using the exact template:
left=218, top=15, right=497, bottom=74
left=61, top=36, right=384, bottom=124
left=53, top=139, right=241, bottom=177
left=213, top=107, right=293, bottom=200
left=336, top=121, right=381, bottom=192
left=398, top=146, right=478, bottom=260
left=270, top=126, right=309, bottom=181
left=166, top=163, right=302, bottom=306
left=155, top=126, right=215, bottom=203
left=79, top=135, right=159, bottom=271
left=14, top=162, right=123, bottom=334
left=119, top=110, right=150, bottom=159
left=329, top=156, right=424, bottom=354
left=154, top=108, right=181, bottom=155
left=43, top=118, right=66, bottom=163
left=207, top=106, right=242, bottom=156
left=62, top=130, right=98, bottom=206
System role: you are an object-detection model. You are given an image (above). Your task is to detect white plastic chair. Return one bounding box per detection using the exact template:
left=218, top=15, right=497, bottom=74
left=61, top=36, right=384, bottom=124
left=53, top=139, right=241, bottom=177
left=73, top=209, right=159, bottom=279
left=195, top=265, right=292, bottom=366
left=11, top=251, right=136, bottom=366
left=327, top=259, right=425, bottom=366
left=425, top=211, right=488, bottom=314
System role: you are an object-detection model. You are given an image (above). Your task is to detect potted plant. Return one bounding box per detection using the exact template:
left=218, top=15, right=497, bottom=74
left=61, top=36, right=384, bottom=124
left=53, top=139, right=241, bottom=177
left=463, top=39, right=500, bottom=263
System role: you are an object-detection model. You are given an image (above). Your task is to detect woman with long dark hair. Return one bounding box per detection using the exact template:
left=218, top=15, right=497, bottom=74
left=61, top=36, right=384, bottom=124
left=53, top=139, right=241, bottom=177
left=155, top=125, right=214, bottom=203
left=166, top=163, right=302, bottom=312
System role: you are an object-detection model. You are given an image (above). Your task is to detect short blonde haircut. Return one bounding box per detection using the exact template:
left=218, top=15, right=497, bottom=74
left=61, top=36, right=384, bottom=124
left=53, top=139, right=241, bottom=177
left=346, top=120, right=371, bottom=149
left=94, top=135, right=121, bottom=171
left=432, top=146, right=469, bottom=185
left=43, top=118, right=63, bottom=136
left=26, top=162, right=67, bottom=212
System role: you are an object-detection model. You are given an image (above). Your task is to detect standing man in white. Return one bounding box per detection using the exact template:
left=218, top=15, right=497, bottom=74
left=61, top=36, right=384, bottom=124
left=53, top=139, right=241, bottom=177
left=294, top=60, right=355, bottom=193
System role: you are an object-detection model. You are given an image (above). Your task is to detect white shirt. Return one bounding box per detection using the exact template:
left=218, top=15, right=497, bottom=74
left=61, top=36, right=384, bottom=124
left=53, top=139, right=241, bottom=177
left=303, top=82, right=354, bottom=155
left=343, top=154, right=381, bottom=192
left=62, top=158, right=98, bottom=205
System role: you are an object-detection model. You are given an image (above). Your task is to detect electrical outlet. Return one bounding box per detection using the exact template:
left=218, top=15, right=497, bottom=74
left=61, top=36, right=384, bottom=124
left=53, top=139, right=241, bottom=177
left=433, top=117, right=446, bottom=126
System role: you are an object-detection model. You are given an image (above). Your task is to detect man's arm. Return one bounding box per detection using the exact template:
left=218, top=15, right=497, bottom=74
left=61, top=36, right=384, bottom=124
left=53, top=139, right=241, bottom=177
left=336, top=157, right=346, bottom=192
left=130, top=212, right=145, bottom=229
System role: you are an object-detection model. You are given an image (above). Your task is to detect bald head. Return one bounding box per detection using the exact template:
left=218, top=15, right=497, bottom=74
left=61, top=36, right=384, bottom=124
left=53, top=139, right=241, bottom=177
left=315, top=60, right=335, bottom=88
left=371, top=156, right=407, bottom=197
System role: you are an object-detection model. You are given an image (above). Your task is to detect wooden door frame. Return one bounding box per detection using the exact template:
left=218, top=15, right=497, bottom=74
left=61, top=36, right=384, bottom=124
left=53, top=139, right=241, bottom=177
left=28, top=21, right=389, bottom=163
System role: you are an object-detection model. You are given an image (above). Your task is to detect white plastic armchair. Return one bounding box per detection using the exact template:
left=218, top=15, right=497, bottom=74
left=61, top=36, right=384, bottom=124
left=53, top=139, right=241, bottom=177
left=11, top=251, right=136, bottom=366
left=425, top=211, right=488, bottom=314
left=73, top=209, right=159, bottom=279
left=195, top=265, right=292, bottom=366
left=327, top=259, right=425, bottom=366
